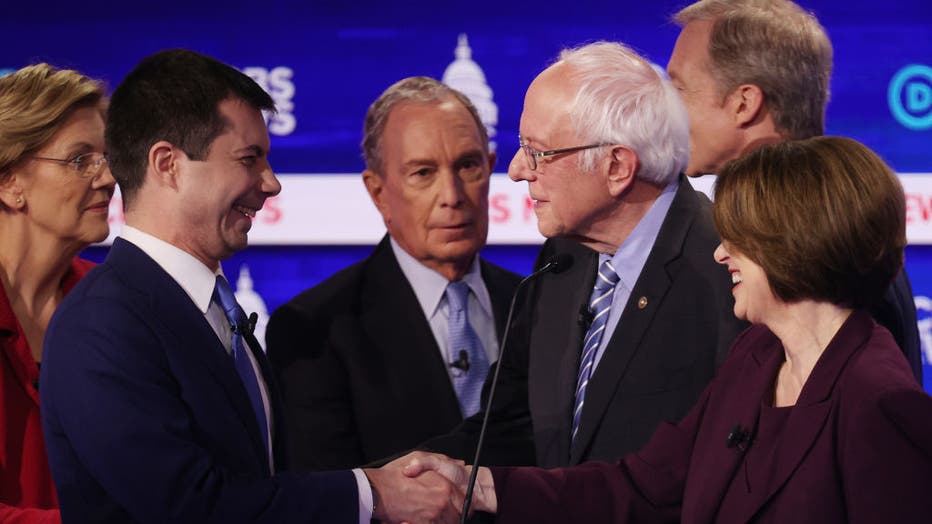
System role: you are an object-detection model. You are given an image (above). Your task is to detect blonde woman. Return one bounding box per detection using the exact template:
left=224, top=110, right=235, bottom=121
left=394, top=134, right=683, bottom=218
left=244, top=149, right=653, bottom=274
left=0, top=64, right=114, bottom=521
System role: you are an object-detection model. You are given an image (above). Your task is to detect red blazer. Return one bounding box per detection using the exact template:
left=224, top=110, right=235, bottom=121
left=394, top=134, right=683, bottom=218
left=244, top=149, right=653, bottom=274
left=1, top=258, right=92, bottom=523
left=491, top=310, right=932, bottom=523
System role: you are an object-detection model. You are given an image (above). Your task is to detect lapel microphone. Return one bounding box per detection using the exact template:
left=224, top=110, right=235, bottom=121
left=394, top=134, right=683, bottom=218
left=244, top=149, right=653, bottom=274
left=450, top=350, right=470, bottom=374
left=726, top=424, right=753, bottom=452
left=459, top=252, right=574, bottom=523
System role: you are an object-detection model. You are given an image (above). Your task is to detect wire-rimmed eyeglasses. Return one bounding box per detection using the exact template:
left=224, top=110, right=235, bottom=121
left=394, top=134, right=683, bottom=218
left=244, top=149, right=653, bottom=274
left=518, top=134, right=611, bottom=171
left=32, top=152, right=109, bottom=178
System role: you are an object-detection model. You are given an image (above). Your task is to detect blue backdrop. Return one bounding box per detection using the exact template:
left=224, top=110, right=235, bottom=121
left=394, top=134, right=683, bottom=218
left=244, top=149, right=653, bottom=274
left=4, top=0, right=931, bottom=390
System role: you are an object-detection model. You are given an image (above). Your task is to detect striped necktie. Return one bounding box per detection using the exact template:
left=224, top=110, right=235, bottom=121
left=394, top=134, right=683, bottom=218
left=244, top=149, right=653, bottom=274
left=213, top=275, right=269, bottom=455
left=445, top=280, right=490, bottom=418
left=572, top=260, right=620, bottom=442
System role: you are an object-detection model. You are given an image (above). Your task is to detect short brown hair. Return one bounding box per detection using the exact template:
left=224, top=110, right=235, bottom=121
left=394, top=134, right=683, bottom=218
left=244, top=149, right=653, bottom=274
left=106, top=49, right=275, bottom=208
left=674, top=0, right=833, bottom=139
left=0, top=63, right=105, bottom=182
left=362, top=76, right=487, bottom=173
left=713, top=136, right=905, bottom=308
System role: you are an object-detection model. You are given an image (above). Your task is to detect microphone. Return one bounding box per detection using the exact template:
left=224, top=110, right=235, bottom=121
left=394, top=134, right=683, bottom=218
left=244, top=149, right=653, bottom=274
left=460, top=253, right=574, bottom=522
left=726, top=424, right=752, bottom=452
left=450, top=350, right=470, bottom=375
left=577, top=304, right=594, bottom=329
left=231, top=312, right=258, bottom=336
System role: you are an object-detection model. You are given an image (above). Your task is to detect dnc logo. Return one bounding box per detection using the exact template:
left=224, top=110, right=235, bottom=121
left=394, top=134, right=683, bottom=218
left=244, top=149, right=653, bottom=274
left=889, top=64, right=932, bottom=131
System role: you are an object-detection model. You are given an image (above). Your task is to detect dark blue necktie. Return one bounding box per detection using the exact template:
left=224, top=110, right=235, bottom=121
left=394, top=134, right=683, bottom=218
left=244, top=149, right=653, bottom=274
left=445, top=281, right=490, bottom=417
left=572, top=260, right=620, bottom=442
left=213, top=275, right=269, bottom=455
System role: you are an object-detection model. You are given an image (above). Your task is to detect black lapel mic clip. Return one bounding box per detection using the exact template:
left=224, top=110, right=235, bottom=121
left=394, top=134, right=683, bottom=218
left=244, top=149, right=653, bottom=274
left=449, top=350, right=470, bottom=375
left=726, top=424, right=753, bottom=452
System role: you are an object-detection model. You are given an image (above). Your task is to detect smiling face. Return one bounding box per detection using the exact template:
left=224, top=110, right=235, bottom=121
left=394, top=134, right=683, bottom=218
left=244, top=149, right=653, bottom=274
left=364, top=98, right=493, bottom=281
left=714, top=241, right=781, bottom=324
left=13, top=105, right=115, bottom=247
left=174, top=98, right=281, bottom=269
left=667, top=20, right=746, bottom=176
left=508, top=64, right=613, bottom=240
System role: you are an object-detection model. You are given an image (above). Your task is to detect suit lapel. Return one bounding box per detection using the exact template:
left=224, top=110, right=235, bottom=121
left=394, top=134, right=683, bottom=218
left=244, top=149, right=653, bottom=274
left=684, top=331, right=782, bottom=522
left=570, top=180, right=699, bottom=463
left=734, top=311, right=873, bottom=523
left=542, top=243, right=599, bottom=464
left=107, top=239, right=271, bottom=472
left=357, top=237, right=462, bottom=417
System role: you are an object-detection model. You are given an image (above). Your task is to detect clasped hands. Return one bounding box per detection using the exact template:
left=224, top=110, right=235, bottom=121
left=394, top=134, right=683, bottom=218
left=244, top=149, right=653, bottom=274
left=364, top=451, right=497, bottom=524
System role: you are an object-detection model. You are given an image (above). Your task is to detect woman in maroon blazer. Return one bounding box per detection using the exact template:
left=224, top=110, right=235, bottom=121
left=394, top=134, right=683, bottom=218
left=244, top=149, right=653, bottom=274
left=0, top=64, right=114, bottom=522
left=411, top=136, right=932, bottom=523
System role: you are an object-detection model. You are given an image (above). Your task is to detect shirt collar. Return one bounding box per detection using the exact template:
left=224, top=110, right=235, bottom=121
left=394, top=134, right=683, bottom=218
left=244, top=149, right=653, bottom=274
left=389, top=237, right=492, bottom=318
left=602, top=179, right=679, bottom=288
left=120, top=225, right=223, bottom=314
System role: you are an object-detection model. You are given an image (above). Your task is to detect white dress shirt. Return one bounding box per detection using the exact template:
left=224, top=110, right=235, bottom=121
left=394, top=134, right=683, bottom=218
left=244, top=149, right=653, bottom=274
left=390, top=238, right=500, bottom=371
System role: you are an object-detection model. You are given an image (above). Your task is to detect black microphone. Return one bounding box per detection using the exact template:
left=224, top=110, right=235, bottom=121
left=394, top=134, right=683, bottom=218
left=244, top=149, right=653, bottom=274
left=459, top=253, right=574, bottom=522
left=577, top=304, right=594, bottom=329
left=246, top=312, right=258, bottom=336
left=726, top=424, right=752, bottom=451
left=450, top=350, right=470, bottom=374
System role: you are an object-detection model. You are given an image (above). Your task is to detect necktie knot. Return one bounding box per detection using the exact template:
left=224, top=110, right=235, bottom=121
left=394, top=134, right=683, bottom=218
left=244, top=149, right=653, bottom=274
left=594, top=260, right=620, bottom=293
left=445, top=280, right=470, bottom=313
left=213, top=275, right=247, bottom=330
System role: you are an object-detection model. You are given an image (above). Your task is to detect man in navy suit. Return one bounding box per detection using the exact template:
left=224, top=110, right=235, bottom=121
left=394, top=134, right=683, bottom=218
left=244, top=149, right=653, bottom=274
left=41, top=49, right=459, bottom=523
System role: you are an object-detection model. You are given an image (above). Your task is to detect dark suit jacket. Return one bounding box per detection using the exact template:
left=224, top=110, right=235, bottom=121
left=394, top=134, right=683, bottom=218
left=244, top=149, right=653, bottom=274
left=428, top=178, right=748, bottom=468
left=266, top=235, right=523, bottom=471
left=872, top=270, right=923, bottom=382
left=490, top=311, right=932, bottom=523
left=40, top=238, right=358, bottom=523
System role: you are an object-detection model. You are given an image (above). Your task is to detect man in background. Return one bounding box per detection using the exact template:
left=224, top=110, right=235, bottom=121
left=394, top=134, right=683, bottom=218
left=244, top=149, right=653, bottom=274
left=41, top=49, right=459, bottom=523
left=267, top=77, right=526, bottom=471
left=667, top=0, right=922, bottom=381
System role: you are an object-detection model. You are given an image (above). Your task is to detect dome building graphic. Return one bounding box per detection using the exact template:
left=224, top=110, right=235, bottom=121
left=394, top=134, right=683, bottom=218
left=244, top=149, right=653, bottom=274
left=442, top=34, right=498, bottom=153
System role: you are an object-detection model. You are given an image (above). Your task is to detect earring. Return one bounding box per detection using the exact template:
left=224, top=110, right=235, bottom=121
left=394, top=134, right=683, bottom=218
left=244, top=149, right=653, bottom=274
left=16, top=196, right=22, bottom=205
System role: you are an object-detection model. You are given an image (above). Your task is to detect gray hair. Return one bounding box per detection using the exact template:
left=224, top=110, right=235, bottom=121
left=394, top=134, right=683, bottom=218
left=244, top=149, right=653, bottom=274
left=674, top=0, right=833, bottom=139
left=361, top=76, right=488, bottom=173
left=557, top=41, right=689, bottom=184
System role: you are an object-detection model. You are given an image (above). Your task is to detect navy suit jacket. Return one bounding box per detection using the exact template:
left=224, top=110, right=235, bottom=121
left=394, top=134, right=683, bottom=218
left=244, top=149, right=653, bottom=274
left=490, top=311, right=932, bottom=523
left=266, top=235, right=524, bottom=470
left=41, top=238, right=359, bottom=523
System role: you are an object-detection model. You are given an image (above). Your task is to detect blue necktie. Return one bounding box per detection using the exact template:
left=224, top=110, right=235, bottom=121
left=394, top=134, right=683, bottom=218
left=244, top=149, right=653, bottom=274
left=445, top=281, right=490, bottom=418
left=572, top=260, right=620, bottom=442
left=213, top=275, right=269, bottom=455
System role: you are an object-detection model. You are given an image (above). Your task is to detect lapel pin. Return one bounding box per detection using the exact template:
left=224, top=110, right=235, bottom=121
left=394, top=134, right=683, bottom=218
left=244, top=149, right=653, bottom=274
left=637, top=296, right=648, bottom=309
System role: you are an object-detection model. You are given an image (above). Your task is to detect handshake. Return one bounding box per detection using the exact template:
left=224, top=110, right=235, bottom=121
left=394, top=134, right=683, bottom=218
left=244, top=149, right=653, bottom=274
left=363, top=451, right=497, bottom=523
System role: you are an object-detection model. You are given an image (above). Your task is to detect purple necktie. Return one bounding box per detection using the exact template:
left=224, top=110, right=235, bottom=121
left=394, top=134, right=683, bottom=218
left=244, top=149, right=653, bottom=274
left=445, top=281, right=490, bottom=418
left=572, top=260, right=620, bottom=442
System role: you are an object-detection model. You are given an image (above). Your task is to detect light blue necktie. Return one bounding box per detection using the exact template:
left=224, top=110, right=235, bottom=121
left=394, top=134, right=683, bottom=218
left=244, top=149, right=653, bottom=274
left=213, top=275, right=269, bottom=455
left=572, top=260, right=620, bottom=442
left=445, top=281, right=490, bottom=418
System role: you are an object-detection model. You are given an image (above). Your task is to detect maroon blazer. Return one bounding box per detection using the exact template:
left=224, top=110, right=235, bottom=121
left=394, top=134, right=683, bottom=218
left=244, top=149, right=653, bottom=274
left=491, top=310, right=932, bottom=523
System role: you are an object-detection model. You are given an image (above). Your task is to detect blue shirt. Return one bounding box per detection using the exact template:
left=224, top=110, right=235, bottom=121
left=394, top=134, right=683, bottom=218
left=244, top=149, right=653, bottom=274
left=591, top=180, right=679, bottom=372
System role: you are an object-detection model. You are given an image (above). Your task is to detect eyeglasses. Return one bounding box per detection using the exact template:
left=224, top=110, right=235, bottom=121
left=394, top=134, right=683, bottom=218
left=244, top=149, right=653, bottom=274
left=32, top=152, right=109, bottom=178
left=518, top=135, right=610, bottom=171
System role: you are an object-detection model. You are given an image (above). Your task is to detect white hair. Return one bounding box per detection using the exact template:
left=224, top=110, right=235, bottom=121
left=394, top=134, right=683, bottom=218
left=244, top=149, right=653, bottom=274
left=558, top=41, right=690, bottom=184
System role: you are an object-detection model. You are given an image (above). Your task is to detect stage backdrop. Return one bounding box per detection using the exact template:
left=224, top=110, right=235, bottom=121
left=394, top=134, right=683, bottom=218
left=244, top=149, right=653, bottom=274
left=3, top=0, right=930, bottom=391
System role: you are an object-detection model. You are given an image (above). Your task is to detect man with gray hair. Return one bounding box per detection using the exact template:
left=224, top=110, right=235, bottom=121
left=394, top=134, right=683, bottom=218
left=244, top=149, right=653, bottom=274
left=267, top=77, right=524, bottom=471
left=667, top=0, right=922, bottom=381
left=427, top=41, right=746, bottom=468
